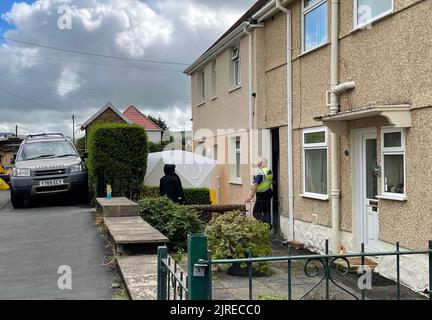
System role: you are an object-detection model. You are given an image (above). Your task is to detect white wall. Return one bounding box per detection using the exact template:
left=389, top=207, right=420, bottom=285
left=147, top=131, right=162, bottom=143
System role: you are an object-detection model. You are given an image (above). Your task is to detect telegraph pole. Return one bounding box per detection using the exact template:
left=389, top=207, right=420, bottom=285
left=72, top=115, right=75, bottom=144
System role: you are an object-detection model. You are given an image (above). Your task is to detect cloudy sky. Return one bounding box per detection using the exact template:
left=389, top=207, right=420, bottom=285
left=0, top=0, right=256, bottom=138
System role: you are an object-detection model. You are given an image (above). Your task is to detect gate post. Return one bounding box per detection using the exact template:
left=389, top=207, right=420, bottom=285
left=157, top=246, right=168, bottom=300
left=187, top=234, right=210, bottom=300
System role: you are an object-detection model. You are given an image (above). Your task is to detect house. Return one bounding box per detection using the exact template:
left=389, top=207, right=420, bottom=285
left=185, top=0, right=432, bottom=292
left=81, top=102, right=163, bottom=147
left=123, top=105, right=163, bottom=143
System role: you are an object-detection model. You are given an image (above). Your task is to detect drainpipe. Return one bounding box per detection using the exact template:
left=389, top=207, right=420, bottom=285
left=329, top=0, right=355, bottom=253
left=275, top=0, right=294, bottom=241
left=244, top=25, right=255, bottom=185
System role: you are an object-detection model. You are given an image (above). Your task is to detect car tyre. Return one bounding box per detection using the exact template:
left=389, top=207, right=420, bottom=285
left=10, top=189, right=25, bottom=209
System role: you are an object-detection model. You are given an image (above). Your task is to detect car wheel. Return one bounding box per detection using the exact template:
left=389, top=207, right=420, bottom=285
left=10, top=189, right=25, bottom=209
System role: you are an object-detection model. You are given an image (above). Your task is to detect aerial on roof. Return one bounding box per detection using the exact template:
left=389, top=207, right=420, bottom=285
left=123, top=105, right=162, bottom=132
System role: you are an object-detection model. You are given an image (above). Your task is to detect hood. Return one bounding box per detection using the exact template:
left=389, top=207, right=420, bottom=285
left=15, top=156, right=81, bottom=170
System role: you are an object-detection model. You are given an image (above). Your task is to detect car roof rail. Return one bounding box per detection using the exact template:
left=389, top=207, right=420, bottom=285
left=25, top=133, right=66, bottom=141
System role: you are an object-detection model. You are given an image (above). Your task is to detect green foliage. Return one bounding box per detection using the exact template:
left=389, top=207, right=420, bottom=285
left=87, top=123, right=148, bottom=201
left=205, top=211, right=272, bottom=274
left=75, top=136, right=85, bottom=152
left=147, top=114, right=169, bottom=134
left=138, top=197, right=202, bottom=249
left=148, top=140, right=172, bottom=153
left=142, top=186, right=211, bottom=205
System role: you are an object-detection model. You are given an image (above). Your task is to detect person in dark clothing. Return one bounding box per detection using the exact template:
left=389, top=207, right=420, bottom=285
left=160, top=164, right=186, bottom=204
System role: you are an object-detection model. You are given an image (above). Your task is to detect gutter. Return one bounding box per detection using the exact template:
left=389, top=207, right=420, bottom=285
left=184, top=22, right=250, bottom=75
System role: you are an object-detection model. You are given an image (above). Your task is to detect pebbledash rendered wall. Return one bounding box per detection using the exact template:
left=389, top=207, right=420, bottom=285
left=256, top=0, right=432, bottom=292
left=190, top=35, right=252, bottom=205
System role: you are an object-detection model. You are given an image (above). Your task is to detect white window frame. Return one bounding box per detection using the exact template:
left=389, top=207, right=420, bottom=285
left=302, top=126, right=329, bottom=200
left=379, top=128, right=406, bottom=201
left=197, top=69, right=205, bottom=103
left=301, top=0, right=328, bottom=54
left=229, top=136, right=242, bottom=184
left=211, top=60, right=217, bottom=99
left=353, top=0, right=394, bottom=30
left=231, top=47, right=241, bottom=88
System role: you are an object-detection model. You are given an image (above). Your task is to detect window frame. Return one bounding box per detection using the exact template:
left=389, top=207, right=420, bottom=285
left=301, top=0, right=328, bottom=54
left=353, top=0, right=394, bottom=30
left=229, top=136, right=242, bottom=184
left=380, top=127, right=406, bottom=200
left=197, top=69, right=205, bottom=103
left=211, top=60, right=217, bottom=99
left=302, top=126, right=329, bottom=200
left=231, top=46, right=241, bottom=88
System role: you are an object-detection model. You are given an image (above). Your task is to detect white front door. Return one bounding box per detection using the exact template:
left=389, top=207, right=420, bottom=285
left=356, top=130, right=379, bottom=251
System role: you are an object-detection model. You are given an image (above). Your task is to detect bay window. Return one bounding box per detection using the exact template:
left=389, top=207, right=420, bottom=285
left=303, top=127, right=328, bottom=198
left=381, top=128, right=406, bottom=200
left=302, top=0, right=328, bottom=53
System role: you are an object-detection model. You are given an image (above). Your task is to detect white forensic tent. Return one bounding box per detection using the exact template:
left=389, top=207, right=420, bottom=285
left=145, top=151, right=219, bottom=198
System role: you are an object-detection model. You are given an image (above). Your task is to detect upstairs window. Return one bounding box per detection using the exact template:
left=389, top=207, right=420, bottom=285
left=231, top=47, right=241, bottom=87
left=302, top=0, right=328, bottom=53
left=211, top=60, right=217, bottom=98
left=354, top=0, right=393, bottom=28
left=197, top=69, right=205, bottom=103
left=381, top=128, right=405, bottom=199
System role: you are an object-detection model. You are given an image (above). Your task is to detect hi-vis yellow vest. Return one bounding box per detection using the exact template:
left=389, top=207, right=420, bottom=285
left=256, top=167, right=273, bottom=193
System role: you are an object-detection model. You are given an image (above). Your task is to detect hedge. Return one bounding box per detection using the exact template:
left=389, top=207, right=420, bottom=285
left=138, top=196, right=202, bottom=249
left=87, top=123, right=148, bottom=201
left=142, top=186, right=211, bottom=205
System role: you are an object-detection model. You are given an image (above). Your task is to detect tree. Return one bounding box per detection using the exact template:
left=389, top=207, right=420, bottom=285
left=148, top=115, right=169, bottom=135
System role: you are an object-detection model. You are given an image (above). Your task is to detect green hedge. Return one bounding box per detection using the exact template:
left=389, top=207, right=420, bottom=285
left=138, top=197, right=202, bottom=249
left=87, top=123, right=148, bottom=201
left=142, top=186, right=211, bottom=205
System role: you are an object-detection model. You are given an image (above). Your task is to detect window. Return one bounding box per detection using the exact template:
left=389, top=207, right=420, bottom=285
left=302, top=0, right=328, bottom=53
left=211, top=60, right=217, bottom=98
left=229, top=136, right=242, bottom=182
left=303, top=127, right=328, bottom=197
left=381, top=128, right=405, bottom=199
left=354, top=0, right=393, bottom=28
left=197, top=69, right=205, bottom=103
left=235, top=137, right=241, bottom=179
left=231, top=47, right=241, bottom=87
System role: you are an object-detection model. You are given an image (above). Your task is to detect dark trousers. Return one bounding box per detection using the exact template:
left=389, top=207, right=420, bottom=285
left=253, top=189, right=273, bottom=227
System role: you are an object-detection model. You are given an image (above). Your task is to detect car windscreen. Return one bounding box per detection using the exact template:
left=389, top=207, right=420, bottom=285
left=18, top=141, right=77, bottom=161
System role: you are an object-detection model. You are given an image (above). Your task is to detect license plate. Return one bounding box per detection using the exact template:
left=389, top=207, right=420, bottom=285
left=39, top=179, right=64, bottom=187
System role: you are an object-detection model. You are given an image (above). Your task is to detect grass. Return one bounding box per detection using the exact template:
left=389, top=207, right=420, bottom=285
left=258, top=293, right=288, bottom=300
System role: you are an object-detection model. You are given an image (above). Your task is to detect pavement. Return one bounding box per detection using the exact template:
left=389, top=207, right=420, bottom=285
left=0, top=193, right=115, bottom=300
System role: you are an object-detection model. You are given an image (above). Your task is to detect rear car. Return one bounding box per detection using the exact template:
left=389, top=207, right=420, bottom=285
left=10, top=133, right=88, bottom=208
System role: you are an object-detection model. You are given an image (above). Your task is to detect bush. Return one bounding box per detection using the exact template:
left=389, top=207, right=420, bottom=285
left=205, top=211, right=272, bottom=275
left=142, top=186, right=211, bottom=205
left=87, top=124, right=148, bottom=201
left=138, top=197, right=202, bottom=249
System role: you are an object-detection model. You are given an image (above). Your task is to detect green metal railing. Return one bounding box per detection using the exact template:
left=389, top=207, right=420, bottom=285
left=157, top=246, right=189, bottom=300
left=157, top=236, right=432, bottom=301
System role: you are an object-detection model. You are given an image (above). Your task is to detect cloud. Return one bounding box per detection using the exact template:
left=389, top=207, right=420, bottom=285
left=0, top=0, right=256, bottom=136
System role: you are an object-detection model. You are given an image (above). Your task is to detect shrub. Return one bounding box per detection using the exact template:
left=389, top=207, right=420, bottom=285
left=87, top=124, right=148, bottom=201
left=142, top=186, right=211, bottom=205
left=205, top=211, right=272, bottom=275
left=138, top=197, right=202, bottom=249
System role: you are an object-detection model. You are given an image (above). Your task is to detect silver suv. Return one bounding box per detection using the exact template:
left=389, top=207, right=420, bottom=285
left=10, top=133, right=88, bottom=208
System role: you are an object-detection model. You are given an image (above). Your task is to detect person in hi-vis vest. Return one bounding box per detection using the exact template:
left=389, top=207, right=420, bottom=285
left=246, top=157, right=273, bottom=227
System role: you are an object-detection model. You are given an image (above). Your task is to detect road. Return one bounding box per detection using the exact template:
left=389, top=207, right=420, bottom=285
left=0, top=191, right=115, bottom=300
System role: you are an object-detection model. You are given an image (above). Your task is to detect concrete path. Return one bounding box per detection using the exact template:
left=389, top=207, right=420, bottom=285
left=0, top=197, right=115, bottom=300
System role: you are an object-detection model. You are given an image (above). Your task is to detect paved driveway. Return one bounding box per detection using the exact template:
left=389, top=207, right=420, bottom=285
left=0, top=192, right=115, bottom=300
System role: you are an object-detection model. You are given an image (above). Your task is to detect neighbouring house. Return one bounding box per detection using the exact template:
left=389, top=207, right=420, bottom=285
left=123, top=105, right=163, bottom=143
left=81, top=102, right=163, bottom=148
left=185, top=0, right=432, bottom=292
